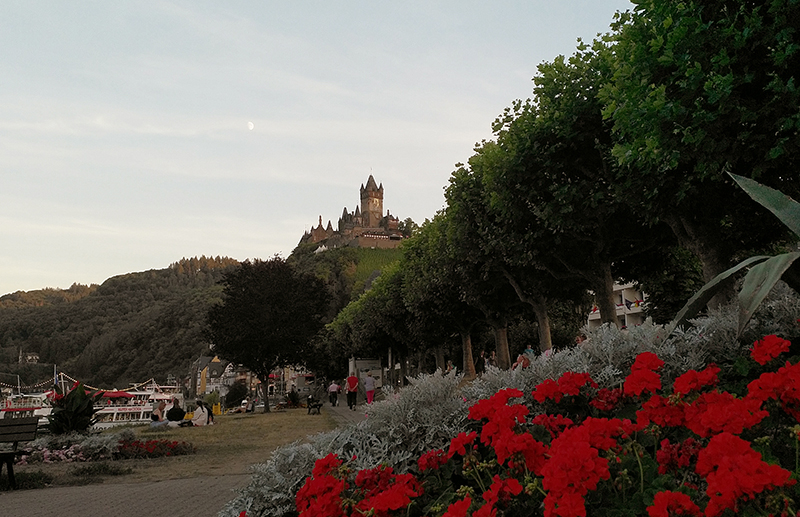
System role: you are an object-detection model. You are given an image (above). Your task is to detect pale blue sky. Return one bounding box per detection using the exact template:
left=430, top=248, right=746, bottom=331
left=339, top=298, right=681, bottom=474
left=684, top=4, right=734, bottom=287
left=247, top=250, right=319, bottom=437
left=0, top=1, right=631, bottom=295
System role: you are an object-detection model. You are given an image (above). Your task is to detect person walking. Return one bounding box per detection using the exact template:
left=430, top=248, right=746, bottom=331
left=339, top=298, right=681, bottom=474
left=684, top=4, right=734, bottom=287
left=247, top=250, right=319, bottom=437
left=328, top=380, right=340, bottom=406
left=346, top=372, right=359, bottom=410
left=363, top=372, right=376, bottom=405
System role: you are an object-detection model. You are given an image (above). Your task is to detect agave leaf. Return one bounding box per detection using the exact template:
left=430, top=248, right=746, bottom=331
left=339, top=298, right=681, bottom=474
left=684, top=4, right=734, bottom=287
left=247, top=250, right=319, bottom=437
left=669, top=255, right=770, bottom=333
left=738, top=252, right=800, bottom=335
left=729, top=172, right=800, bottom=237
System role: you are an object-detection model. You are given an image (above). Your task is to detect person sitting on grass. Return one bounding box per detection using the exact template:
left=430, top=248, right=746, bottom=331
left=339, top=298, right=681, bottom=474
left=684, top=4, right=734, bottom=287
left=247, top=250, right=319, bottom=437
left=167, top=398, right=185, bottom=421
left=191, top=400, right=209, bottom=427
left=150, top=401, right=169, bottom=428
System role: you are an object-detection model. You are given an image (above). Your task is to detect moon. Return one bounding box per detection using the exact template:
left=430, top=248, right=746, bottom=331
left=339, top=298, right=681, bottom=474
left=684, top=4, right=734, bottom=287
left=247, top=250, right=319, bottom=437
left=247, top=121, right=254, bottom=131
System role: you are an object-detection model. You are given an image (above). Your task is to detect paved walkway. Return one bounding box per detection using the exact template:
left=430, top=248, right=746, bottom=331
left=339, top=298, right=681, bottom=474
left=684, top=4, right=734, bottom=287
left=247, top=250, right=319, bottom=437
left=0, top=403, right=366, bottom=517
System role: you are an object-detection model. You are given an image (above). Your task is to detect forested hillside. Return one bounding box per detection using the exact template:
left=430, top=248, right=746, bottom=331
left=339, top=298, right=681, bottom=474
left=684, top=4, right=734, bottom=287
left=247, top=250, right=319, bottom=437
left=0, top=256, right=239, bottom=388
left=0, top=249, right=403, bottom=389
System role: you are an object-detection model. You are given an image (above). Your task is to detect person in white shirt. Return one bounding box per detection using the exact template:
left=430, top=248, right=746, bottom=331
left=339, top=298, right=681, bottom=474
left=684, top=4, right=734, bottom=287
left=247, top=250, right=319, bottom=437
left=327, top=381, right=340, bottom=406
left=191, top=400, right=208, bottom=426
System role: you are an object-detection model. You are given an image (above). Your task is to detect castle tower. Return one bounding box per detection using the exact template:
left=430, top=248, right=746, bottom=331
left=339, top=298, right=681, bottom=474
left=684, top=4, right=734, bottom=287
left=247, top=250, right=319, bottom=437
left=360, top=175, right=383, bottom=228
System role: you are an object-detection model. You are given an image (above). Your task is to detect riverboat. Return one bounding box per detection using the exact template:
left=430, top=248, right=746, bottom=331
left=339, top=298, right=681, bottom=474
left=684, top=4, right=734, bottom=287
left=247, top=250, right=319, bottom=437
left=93, top=381, right=183, bottom=429
left=1, top=377, right=184, bottom=428
left=0, top=393, right=50, bottom=421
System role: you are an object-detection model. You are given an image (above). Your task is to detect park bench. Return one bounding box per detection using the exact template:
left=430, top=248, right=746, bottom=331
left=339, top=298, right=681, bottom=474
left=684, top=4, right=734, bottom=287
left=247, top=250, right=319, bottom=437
left=0, top=416, right=39, bottom=489
left=306, top=395, right=323, bottom=415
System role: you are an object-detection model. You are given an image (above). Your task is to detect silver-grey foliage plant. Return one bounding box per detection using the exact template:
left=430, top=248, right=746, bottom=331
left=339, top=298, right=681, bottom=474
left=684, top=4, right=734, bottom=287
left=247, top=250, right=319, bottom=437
left=220, top=284, right=800, bottom=517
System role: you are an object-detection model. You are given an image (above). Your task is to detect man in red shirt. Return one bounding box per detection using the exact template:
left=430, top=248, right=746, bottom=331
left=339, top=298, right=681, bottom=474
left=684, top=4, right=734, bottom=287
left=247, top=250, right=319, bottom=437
left=346, top=372, right=359, bottom=411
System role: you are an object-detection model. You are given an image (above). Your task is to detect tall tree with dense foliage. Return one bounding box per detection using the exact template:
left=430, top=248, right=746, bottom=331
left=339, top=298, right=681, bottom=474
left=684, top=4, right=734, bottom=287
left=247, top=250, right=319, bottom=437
left=206, top=257, right=330, bottom=412
left=603, top=0, right=800, bottom=301
left=485, top=41, right=666, bottom=327
left=402, top=215, right=487, bottom=373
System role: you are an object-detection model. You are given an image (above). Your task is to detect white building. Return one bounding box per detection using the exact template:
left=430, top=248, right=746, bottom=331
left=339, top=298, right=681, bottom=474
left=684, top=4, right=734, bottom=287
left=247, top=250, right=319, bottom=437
left=587, top=282, right=646, bottom=330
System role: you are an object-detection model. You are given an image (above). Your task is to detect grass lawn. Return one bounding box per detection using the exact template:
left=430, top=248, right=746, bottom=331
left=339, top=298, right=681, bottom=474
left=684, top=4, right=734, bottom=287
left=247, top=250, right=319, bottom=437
left=13, top=408, right=337, bottom=487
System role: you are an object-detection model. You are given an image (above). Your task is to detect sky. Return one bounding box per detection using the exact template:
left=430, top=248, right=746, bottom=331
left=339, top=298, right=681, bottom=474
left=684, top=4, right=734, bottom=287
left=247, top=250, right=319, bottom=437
left=0, top=1, right=632, bottom=296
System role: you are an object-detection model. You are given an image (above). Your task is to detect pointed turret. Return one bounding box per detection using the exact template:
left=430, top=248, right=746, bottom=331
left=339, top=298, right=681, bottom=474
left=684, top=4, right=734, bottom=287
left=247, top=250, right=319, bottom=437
left=364, top=174, right=379, bottom=192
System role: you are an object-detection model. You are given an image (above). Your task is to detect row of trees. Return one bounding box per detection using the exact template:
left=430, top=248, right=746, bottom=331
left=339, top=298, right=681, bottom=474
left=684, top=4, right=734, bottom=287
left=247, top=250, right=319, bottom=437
left=208, top=0, right=800, bottom=389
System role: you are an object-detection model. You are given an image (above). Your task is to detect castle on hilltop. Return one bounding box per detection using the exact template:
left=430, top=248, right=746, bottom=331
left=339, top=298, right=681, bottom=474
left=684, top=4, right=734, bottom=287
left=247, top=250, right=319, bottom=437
left=299, top=175, right=403, bottom=249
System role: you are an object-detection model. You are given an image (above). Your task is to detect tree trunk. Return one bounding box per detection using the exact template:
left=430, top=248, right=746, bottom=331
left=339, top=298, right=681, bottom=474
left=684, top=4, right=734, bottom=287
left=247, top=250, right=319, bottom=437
left=593, top=263, right=619, bottom=327
left=460, top=332, right=476, bottom=379
left=435, top=346, right=446, bottom=372
left=259, top=376, right=270, bottom=413
left=399, top=353, right=407, bottom=387
left=494, top=326, right=512, bottom=369
left=527, top=296, right=552, bottom=351
left=502, top=269, right=553, bottom=351
left=665, top=213, right=734, bottom=309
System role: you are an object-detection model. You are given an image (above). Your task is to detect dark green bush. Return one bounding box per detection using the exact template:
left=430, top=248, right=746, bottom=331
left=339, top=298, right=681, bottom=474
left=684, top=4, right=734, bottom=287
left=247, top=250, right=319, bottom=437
left=46, top=383, right=104, bottom=435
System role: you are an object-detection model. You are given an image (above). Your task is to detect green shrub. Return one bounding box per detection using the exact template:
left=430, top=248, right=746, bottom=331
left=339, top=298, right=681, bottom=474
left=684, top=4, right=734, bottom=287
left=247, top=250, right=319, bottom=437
left=0, top=470, right=53, bottom=491
left=46, top=383, right=104, bottom=435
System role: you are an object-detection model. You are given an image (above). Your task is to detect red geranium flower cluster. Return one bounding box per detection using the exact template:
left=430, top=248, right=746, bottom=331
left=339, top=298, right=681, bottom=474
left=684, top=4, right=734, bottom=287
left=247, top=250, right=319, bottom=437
left=417, top=448, right=447, bottom=472
left=746, top=360, right=800, bottom=422
left=673, top=364, right=720, bottom=395
left=647, top=491, right=702, bottom=517
left=656, top=438, right=701, bottom=475
left=354, top=465, right=422, bottom=516
left=442, top=496, right=471, bottom=517
left=469, top=389, right=547, bottom=472
left=751, top=335, right=792, bottom=365
left=682, top=391, right=767, bottom=437
left=637, top=394, right=686, bottom=428
left=296, top=454, right=347, bottom=517
left=473, top=475, right=523, bottom=517
left=531, top=413, right=574, bottom=439
left=293, top=340, right=800, bottom=517
left=696, top=432, right=794, bottom=517
left=533, top=372, right=597, bottom=403
left=589, top=387, right=623, bottom=412
left=624, top=352, right=664, bottom=397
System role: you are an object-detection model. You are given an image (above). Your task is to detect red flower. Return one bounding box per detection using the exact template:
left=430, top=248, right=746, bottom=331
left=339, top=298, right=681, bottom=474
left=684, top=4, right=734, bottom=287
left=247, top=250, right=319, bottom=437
left=442, top=496, right=472, bottom=517
left=417, top=448, right=447, bottom=472
left=632, top=352, right=665, bottom=372
left=624, top=369, right=661, bottom=397
left=624, top=352, right=664, bottom=397
left=656, top=438, right=701, bottom=475
left=751, top=335, right=791, bottom=365
left=532, top=413, right=574, bottom=439
left=683, top=391, right=767, bottom=437
left=474, top=475, right=522, bottom=517
left=533, top=372, right=597, bottom=404
left=646, top=491, right=701, bottom=517
left=355, top=472, right=422, bottom=516
left=447, top=431, right=477, bottom=459
left=696, top=432, right=793, bottom=517
left=673, top=364, right=720, bottom=395
left=312, top=453, right=342, bottom=477
left=533, top=379, right=563, bottom=403
left=589, top=388, right=623, bottom=412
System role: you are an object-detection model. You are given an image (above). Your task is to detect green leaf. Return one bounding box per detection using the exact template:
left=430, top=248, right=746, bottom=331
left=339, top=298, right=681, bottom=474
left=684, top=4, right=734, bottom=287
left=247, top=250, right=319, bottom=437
left=669, top=255, right=770, bottom=333
left=738, top=252, right=800, bottom=335
left=728, top=172, right=800, bottom=238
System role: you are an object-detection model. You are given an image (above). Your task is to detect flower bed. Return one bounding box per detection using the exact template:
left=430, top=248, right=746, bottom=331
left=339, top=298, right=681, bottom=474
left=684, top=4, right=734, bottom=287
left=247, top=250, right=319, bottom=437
left=17, top=429, right=195, bottom=465
left=114, top=438, right=196, bottom=459
left=293, top=335, right=800, bottom=516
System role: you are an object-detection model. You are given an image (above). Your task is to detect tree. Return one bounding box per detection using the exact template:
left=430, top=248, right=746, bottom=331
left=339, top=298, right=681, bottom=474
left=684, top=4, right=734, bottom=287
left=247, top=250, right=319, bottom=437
left=485, top=41, right=666, bottom=327
left=206, top=257, right=330, bottom=412
left=402, top=215, right=486, bottom=374
left=603, top=0, right=800, bottom=303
